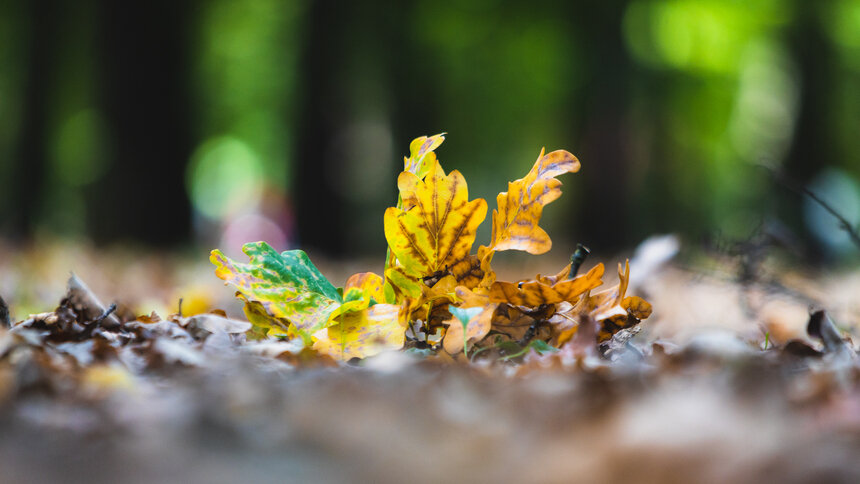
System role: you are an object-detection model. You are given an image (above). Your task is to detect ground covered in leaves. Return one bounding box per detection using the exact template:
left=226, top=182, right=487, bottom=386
left=2, top=240, right=860, bottom=484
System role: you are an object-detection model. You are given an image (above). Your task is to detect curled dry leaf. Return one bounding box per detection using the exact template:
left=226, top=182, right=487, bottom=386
left=475, top=148, right=580, bottom=289
left=489, top=263, right=605, bottom=307
left=484, top=148, right=580, bottom=253
left=556, top=260, right=653, bottom=346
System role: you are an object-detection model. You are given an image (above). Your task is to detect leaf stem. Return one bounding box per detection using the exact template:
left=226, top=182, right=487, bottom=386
left=462, top=320, right=469, bottom=359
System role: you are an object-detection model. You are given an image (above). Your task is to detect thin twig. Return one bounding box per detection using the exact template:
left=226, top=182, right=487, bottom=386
left=761, top=163, right=860, bottom=249
left=93, top=303, right=118, bottom=326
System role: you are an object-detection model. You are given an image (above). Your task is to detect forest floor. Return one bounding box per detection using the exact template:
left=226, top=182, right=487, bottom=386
left=1, top=239, right=859, bottom=483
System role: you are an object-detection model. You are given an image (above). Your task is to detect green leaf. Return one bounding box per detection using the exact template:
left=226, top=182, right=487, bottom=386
left=449, top=305, right=483, bottom=326
left=448, top=305, right=484, bottom=357
left=211, top=242, right=342, bottom=343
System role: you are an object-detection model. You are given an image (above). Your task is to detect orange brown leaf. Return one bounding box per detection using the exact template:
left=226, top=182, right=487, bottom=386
left=486, top=148, right=580, bottom=255
left=489, top=263, right=604, bottom=307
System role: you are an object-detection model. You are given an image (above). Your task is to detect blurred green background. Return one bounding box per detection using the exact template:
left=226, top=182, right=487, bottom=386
left=1, top=0, right=859, bottom=262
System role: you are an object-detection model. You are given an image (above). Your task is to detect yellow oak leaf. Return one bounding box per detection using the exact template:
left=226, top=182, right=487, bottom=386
left=384, top=159, right=487, bottom=280
left=344, top=272, right=384, bottom=302
left=328, top=272, right=385, bottom=321
left=404, top=133, right=445, bottom=179
left=386, top=134, right=447, bottom=272
left=383, top=266, right=422, bottom=302
left=448, top=254, right=484, bottom=289
left=588, top=260, right=632, bottom=317
left=591, top=261, right=652, bottom=342
left=313, top=303, right=406, bottom=360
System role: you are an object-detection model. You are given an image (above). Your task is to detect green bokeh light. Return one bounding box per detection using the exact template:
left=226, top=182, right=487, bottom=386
left=186, top=136, right=264, bottom=220
left=51, top=108, right=109, bottom=187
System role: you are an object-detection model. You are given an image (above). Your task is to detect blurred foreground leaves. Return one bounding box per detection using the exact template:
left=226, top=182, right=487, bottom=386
left=2, top=268, right=860, bottom=483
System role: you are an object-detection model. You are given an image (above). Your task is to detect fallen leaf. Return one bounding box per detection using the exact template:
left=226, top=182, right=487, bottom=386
left=211, top=242, right=342, bottom=343
left=489, top=263, right=604, bottom=307
left=181, top=313, right=252, bottom=335
left=559, top=260, right=653, bottom=345
left=313, top=303, right=406, bottom=360
left=240, top=295, right=293, bottom=340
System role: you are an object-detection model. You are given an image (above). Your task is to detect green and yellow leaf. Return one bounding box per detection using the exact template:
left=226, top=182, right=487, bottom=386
left=404, top=133, right=446, bottom=180
left=211, top=242, right=342, bottom=343
left=383, top=266, right=423, bottom=304
left=239, top=294, right=292, bottom=340
left=313, top=303, right=406, bottom=360
left=329, top=276, right=381, bottom=322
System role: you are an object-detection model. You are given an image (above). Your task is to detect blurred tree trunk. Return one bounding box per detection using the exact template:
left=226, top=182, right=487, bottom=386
left=91, top=0, right=193, bottom=246
left=565, top=0, right=634, bottom=251
left=294, top=0, right=411, bottom=257
left=782, top=0, right=833, bottom=252
left=7, top=0, right=57, bottom=239
left=294, top=0, right=350, bottom=255
left=385, top=0, right=431, bottom=171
